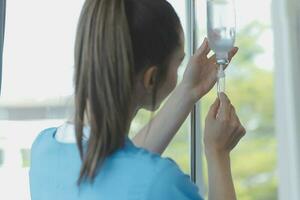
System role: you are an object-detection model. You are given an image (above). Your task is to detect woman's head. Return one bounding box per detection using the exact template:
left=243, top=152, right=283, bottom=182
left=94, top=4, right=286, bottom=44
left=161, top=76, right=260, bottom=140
left=74, top=0, right=184, bottom=183
left=125, top=0, right=185, bottom=110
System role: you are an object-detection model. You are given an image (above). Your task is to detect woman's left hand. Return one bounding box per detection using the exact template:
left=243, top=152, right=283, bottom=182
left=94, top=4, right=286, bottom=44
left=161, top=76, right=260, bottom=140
left=182, top=38, right=239, bottom=102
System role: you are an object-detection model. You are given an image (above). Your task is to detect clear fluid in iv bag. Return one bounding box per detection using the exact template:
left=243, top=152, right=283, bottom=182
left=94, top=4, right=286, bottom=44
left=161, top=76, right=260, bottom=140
left=208, top=27, right=236, bottom=58
left=207, top=0, right=236, bottom=61
left=207, top=0, right=236, bottom=94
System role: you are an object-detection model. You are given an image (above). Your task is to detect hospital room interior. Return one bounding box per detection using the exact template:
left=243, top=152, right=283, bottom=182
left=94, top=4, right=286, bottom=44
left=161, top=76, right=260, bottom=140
left=0, top=0, right=299, bottom=199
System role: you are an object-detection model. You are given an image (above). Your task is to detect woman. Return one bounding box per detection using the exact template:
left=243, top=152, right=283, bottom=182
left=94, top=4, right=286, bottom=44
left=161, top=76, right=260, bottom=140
left=30, top=0, right=245, bottom=199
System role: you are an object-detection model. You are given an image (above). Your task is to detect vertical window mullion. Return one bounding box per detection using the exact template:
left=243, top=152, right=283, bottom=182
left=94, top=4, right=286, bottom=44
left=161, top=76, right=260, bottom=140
left=273, top=0, right=300, bottom=199
left=0, top=0, right=6, bottom=95
left=186, top=0, right=205, bottom=196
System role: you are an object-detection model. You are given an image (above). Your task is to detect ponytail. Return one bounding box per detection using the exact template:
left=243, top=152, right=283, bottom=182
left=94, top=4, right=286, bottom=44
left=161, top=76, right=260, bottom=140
left=74, top=0, right=134, bottom=184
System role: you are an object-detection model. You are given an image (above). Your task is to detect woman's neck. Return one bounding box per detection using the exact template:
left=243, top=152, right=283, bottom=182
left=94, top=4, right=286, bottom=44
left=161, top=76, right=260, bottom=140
left=67, top=99, right=140, bottom=129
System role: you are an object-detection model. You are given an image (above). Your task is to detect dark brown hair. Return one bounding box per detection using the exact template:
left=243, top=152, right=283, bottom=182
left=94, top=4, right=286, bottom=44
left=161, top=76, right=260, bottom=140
left=74, top=0, right=181, bottom=184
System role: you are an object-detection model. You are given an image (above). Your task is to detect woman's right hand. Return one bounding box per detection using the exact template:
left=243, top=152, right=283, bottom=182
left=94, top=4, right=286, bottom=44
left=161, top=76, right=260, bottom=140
left=204, top=93, right=246, bottom=200
left=204, top=93, right=246, bottom=157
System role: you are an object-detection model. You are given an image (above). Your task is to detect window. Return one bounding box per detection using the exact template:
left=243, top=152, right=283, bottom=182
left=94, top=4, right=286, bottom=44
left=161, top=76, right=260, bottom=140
left=195, top=0, right=277, bottom=199
left=0, top=0, right=281, bottom=199
left=0, top=1, right=84, bottom=199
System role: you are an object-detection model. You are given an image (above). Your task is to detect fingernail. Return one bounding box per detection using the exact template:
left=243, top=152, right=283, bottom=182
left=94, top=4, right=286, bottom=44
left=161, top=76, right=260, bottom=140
left=220, top=92, right=227, bottom=99
left=219, top=92, right=224, bottom=99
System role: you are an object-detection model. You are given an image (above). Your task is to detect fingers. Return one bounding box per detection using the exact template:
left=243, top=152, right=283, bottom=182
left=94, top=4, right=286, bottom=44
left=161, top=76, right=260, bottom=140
left=217, top=93, right=231, bottom=121
left=229, top=47, right=239, bottom=61
left=229, top=126, right=246, bottom=150
left=207, top=98, right=220, bottom=119
left=195, top=38, right=211, bottom=57
left=228, top=105, right=246, bottom=150
left=223, top=105, right=238, bottom=148
left=225, top=47, right=239, bottom=70
left=230, top=105, right=240, bottom=125
left=208, top=46, right=239, bottom=70
left=208, top=47, right=238, bottom=62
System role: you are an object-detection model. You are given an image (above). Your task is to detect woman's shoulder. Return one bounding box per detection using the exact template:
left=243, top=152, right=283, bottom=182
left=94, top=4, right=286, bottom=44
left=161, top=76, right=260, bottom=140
left=145, top=156, right=202, bottom=200
left=113, top=143, right=202, bottom=200
left=114, top=139, right=180, bottom=174
left=126, top=150, right=202, bottom=200
left=31, top=127, right=57, bottom=149
left=30, top=127, right=60, bottom=160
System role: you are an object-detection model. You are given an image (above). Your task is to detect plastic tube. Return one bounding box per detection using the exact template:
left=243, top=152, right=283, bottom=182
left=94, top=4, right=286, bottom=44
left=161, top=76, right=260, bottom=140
left=217, top=64, right=225, bottom=95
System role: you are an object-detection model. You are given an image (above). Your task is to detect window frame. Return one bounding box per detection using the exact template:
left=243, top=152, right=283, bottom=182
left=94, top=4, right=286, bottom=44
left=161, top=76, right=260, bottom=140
left=272, top=0, right=300, bottom=199
left=186, top=0, right=205, bottom=196
left=2, top=0, right=296, bottom=199
left=0, top=0, right=6, bottom=95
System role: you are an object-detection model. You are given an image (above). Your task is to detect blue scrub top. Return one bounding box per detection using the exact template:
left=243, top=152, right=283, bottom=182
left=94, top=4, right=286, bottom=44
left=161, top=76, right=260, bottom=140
left=30, top=127, right=203, bottom=200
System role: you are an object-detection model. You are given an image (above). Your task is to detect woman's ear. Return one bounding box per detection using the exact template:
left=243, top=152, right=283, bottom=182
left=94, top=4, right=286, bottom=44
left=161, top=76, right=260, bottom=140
left=143, top=66, right=158, bottom=92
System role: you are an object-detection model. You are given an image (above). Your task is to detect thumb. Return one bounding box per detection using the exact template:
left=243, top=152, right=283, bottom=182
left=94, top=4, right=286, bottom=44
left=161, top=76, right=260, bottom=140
left=207, top=97, right=220, bottom=119
left=195, top=37, right=210, bottom=57
left=218, top=92, right=231, bottom=120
